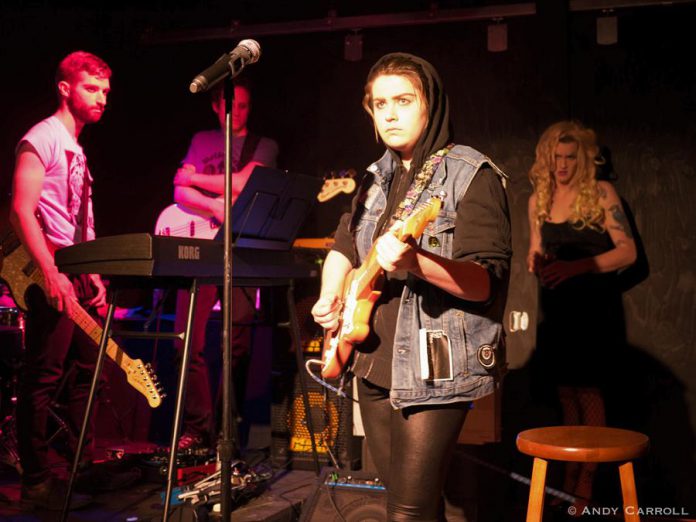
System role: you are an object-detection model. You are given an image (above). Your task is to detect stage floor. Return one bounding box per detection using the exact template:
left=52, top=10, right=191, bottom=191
left=0, top=442, right=317, bottom=522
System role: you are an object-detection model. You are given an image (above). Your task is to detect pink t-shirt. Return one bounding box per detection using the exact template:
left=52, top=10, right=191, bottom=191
left=18, top=116, right=95, bottom=248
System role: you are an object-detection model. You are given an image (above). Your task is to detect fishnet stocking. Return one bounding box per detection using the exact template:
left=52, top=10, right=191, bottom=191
left=557, top=386, right=606, bottom=514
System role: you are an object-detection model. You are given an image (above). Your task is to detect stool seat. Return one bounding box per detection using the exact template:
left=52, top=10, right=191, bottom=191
left=516, top=426, right=650, bottom=521
left=517, top=426, right=649, bottom=463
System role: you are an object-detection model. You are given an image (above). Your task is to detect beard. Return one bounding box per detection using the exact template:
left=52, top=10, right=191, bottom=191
left=68, top=96, right=104, bottom=124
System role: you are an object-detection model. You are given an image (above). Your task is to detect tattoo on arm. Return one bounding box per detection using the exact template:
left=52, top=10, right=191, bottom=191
left=609, top=204, right=634, bottom=239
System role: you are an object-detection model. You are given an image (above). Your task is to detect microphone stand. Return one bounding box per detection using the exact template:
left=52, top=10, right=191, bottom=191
left=219, top=76, right=241, bottom=520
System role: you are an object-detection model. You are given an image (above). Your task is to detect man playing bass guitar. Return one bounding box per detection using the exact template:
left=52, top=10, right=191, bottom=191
left=9, top=51, right=138, bottom=510
left=162, top=78, right=278, bottom=452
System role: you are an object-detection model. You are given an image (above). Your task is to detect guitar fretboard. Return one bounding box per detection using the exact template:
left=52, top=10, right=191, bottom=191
left=30, top=268, right=134, bottom=371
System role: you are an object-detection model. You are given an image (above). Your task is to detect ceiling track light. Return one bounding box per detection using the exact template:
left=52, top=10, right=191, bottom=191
left=487, top=17, right=508, bottom=52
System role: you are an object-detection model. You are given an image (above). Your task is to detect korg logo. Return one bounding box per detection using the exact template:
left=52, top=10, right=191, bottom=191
left=178, top=245, right=200, bottom=260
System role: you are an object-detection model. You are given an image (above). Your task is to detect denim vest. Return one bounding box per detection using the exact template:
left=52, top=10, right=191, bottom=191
left=352, top=145, right=507, bottom=408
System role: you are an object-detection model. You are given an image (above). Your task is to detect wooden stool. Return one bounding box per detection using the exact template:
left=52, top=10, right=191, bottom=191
left=516, top=426, right=649, bottom=521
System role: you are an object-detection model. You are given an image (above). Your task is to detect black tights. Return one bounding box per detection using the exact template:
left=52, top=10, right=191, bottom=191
left=357, top=379, right=469, bottom=522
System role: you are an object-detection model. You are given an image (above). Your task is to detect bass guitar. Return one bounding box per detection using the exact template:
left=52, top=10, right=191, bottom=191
left=155, top=198, right=222, bottom=239
left=317, top=169, right=357, bottom=203
left=154, top=170, right=357, bottom=239
left=321, top=196, right=442, bottom=379
left=0, top=231, right=163, bottom=408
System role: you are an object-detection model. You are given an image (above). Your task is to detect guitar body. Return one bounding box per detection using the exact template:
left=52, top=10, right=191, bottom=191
left=321, top=268, right=383, bottom=379
left=0, top=231, right=163, bottom=408
left=0, top=233, right=34, bottom=311
left=155, top=202, right=221, bottom=239
left=320, top=196, right=443, bottom=379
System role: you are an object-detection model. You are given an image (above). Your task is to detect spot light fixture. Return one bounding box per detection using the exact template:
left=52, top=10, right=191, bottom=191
left=487, top=17, right=508, bottom=53
left=597, top=9, right=618, bottom=45
left=344, top=31, right=363, bottom=62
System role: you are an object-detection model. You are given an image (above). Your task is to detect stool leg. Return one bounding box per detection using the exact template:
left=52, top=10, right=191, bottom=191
left=619, top=461, right=640, bottom=522
left=527, top=457, right=548, bottom=522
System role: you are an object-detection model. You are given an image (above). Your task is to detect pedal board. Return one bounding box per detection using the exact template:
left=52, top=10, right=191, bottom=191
left=300, top=467, right=387, bottom=522
left=321, top=469, right=385, bottom=491
left=137, top=448, right=218, bottom=483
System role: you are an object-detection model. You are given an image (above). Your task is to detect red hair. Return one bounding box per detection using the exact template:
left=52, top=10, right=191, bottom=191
left=56, top=51, right=111, bottom=85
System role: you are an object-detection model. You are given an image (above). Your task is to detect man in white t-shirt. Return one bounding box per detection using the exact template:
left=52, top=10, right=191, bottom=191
left=9, top=51, right=133, bottom=510
left=170, top=79, right=278, bottom=452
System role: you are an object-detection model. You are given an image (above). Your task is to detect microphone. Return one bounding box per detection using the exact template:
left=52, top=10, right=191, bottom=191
left=189, top=39, right=261, bottom=94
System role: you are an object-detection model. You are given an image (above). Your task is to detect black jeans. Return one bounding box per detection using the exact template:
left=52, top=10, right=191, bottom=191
left=173, top=285, right=255, bottom=442
left=357, top=378, right=469, bottom=522
left=16, top=275, right=99, bottom=486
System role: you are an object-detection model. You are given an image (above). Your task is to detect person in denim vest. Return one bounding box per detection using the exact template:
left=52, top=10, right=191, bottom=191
left=311, top=53, right=511, bottom=521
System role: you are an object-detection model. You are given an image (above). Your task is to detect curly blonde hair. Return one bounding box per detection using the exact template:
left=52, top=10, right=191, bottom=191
left=529, top=120, right=604, bottom=231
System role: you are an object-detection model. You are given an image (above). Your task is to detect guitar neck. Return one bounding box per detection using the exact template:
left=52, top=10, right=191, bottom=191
left=68, top=305, right=134, bottom=371
left=350, top=199, right=442, bottom=297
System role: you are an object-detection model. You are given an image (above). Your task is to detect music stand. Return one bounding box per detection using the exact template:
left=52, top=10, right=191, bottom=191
left=216, top=166, right=324, bottom=513
left=220, top=165, right=323, bottom=250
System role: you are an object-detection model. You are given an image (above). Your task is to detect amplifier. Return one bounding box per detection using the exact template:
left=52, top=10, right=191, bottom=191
left=271, top=281, right=361, bottom=471
left=270, top=349, right=361, bottom=471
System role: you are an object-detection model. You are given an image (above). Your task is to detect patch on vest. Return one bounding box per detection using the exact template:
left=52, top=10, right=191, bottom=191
left=477, top=344, right=496, bottom=369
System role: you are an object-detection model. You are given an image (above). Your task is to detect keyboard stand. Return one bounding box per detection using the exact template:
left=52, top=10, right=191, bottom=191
left=59, top=275, right=320, bottom=522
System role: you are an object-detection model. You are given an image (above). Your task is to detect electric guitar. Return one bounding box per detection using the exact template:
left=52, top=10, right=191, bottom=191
left=154, top=170, right=357, bottom=239
left=0, top=231, right=164, bottom=408
left=317, top=170, right=357, bottom=203
left=155, top=198, right=222, bottom=239
left=321, top=196, right=443, bottom=379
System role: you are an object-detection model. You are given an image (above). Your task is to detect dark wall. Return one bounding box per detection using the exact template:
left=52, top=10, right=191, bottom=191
left=1, top=2, right=694, bottom=514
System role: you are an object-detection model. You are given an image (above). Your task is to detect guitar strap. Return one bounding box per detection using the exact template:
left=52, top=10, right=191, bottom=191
left=392, top=143, right=452, bottom=223
left=239, top=133, right=261, bottom=171
left=80, top=169, right=91, bottom=243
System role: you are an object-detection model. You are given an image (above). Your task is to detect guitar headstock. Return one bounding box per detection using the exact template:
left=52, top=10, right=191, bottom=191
left=317, top=169, right=357, bottom=203
left=127, top=359, right=165, bottom=408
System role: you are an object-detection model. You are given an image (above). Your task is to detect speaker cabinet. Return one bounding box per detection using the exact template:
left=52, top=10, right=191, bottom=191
left=271, top=280, right=361, bottom=471
left=271, top=348, right=361, bottom=470
left=299, top=467, right=386, bottom=522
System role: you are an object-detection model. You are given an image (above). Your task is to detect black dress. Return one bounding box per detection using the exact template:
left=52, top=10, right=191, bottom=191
left=535, top=221, right=625, bottom=388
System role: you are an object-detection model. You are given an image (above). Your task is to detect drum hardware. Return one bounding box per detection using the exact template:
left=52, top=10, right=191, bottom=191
left=0, top=303, right=23, bottom=473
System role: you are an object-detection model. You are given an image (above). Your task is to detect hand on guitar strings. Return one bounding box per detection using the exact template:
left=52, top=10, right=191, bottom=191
left=43, top=268, right=78, bottom=316
left=311, top=294, right=342, bottom=331
left=375, top=222, right=419, bottom=273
